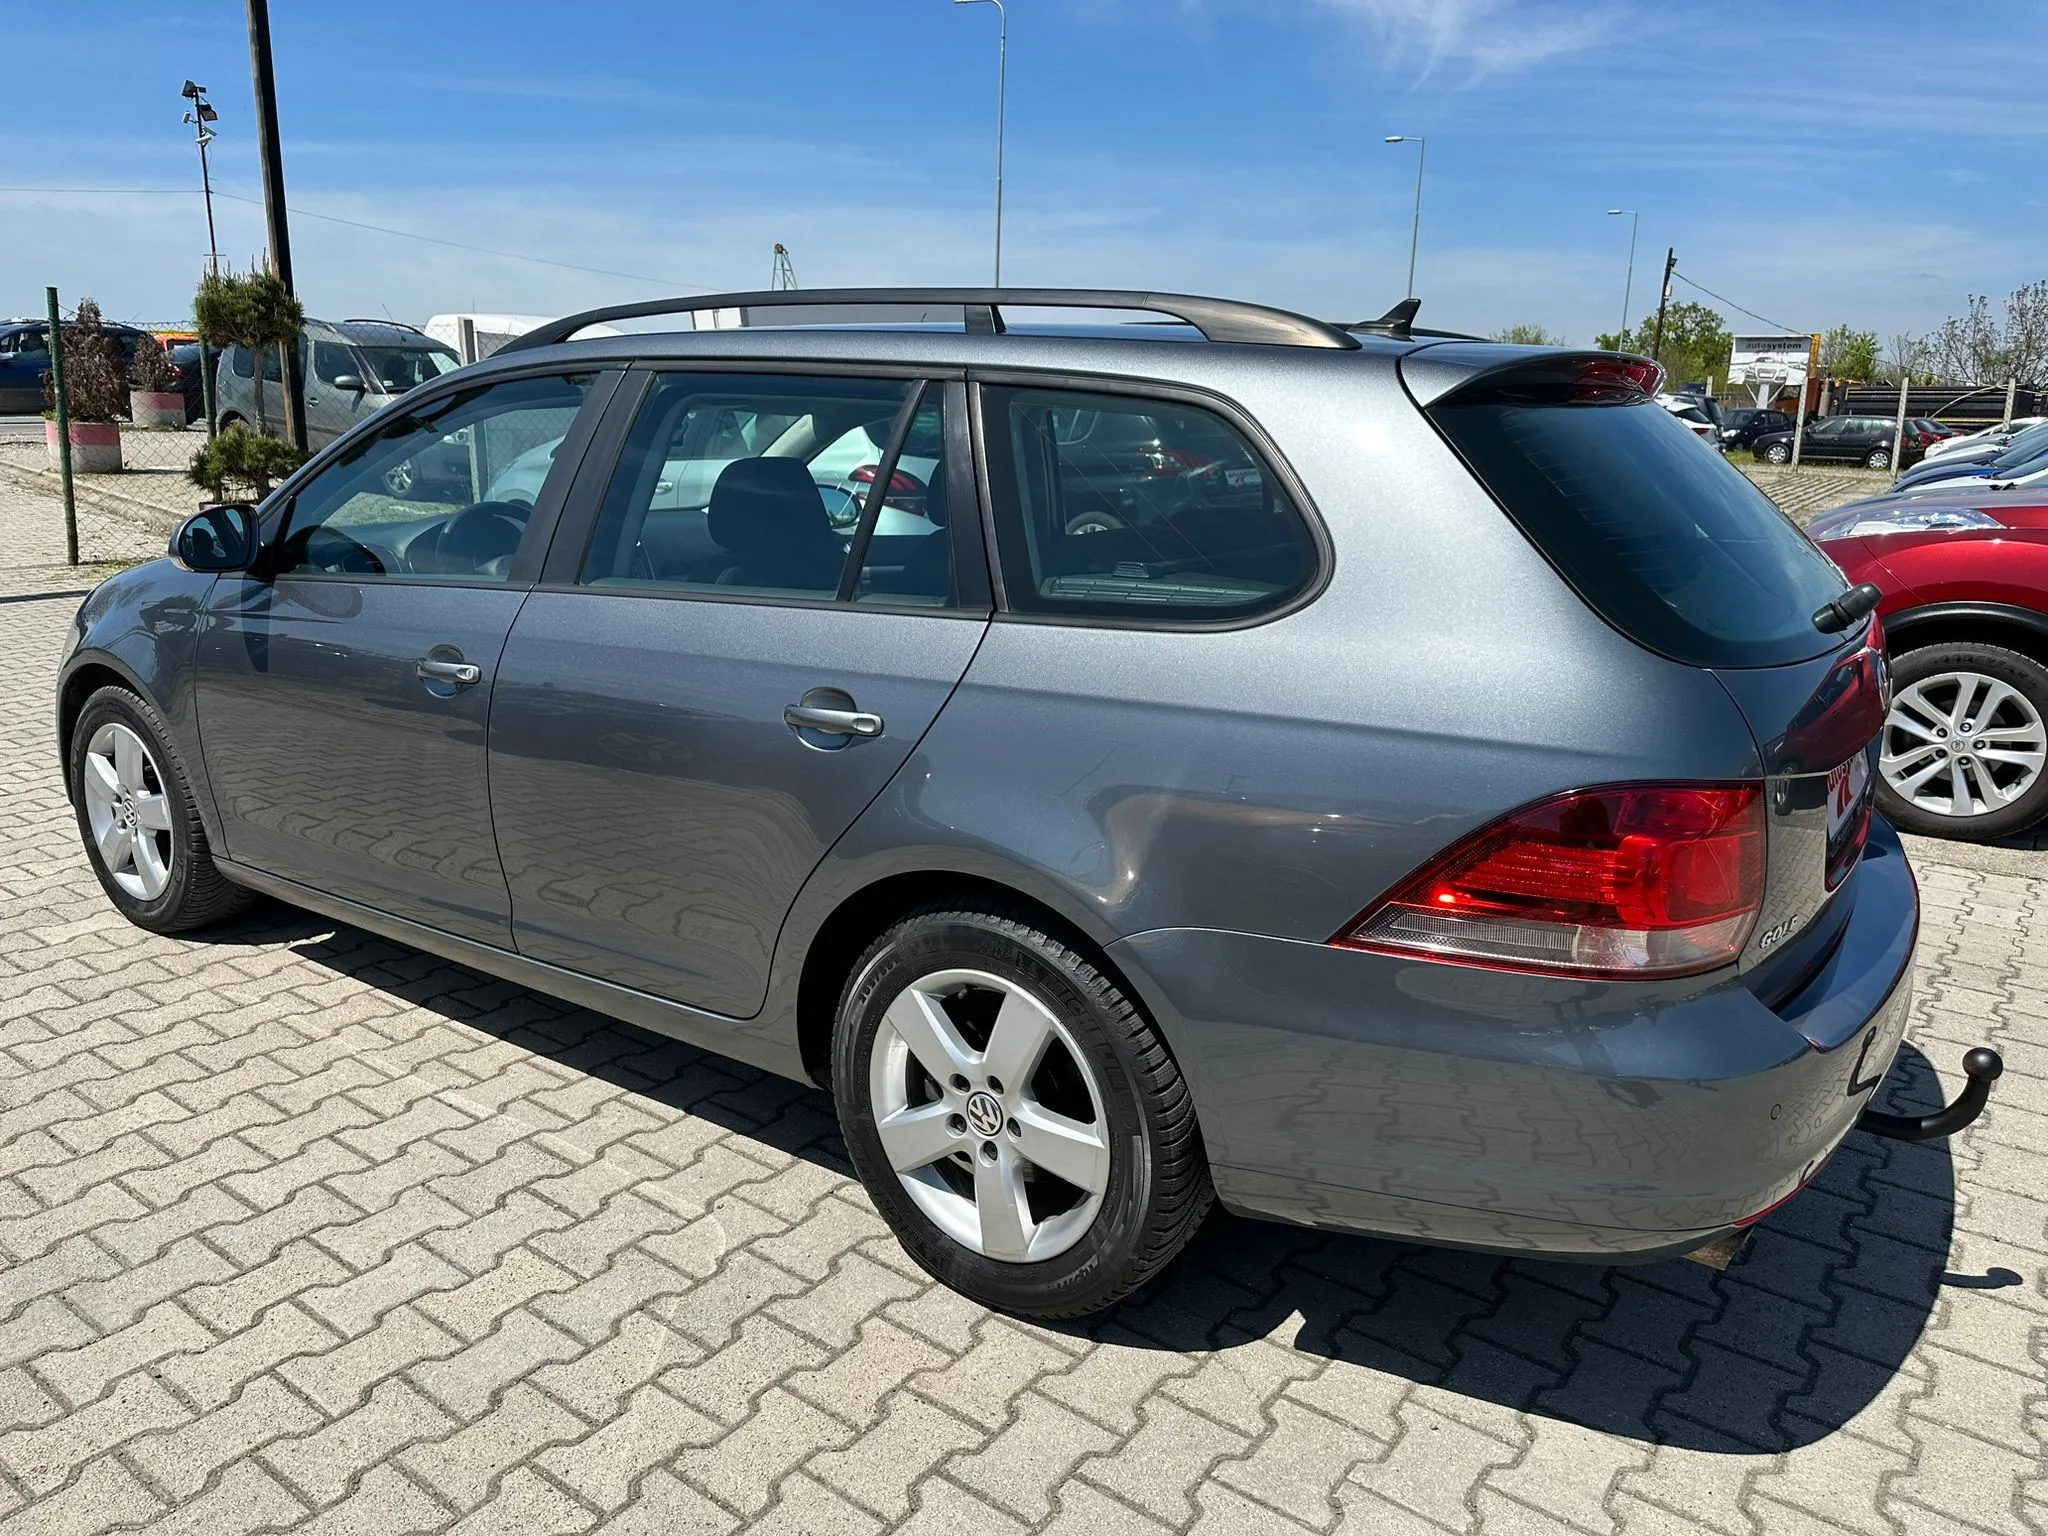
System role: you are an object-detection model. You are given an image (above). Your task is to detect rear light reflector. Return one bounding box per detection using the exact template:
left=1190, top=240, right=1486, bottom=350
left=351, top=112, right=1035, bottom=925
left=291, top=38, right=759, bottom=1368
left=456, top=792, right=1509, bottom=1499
left=1333, top=783, right=1766, bottom=978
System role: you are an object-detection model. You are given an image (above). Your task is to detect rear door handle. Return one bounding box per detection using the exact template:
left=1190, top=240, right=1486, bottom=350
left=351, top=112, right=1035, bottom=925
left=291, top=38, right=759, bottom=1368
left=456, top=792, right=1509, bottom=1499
left=417, top=659, right=481, bottom=686
left=784, top=703, right=882, bottom=737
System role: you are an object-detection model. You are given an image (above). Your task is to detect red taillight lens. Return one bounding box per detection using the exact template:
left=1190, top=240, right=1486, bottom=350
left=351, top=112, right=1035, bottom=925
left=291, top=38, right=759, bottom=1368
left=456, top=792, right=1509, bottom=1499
left=1577, top=357, right=1665, bottom=400
left=848, top=463, right=927, bottom=509
left=1333, top=783, right=1766, bottom=978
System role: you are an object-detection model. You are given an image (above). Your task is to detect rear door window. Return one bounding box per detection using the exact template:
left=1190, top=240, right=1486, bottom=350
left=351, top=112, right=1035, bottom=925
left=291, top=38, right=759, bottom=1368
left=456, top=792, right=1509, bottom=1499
left=980, top=384, right=1317, bottom=623
left=1421, top=354, right=1848, bottom=667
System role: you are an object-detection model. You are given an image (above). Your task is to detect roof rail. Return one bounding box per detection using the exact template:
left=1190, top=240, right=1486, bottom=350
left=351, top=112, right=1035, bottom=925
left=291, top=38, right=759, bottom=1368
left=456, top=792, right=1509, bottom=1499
left=497, top=287, right=1362, bottom=354
left=340, top=317, right=427, bottom=332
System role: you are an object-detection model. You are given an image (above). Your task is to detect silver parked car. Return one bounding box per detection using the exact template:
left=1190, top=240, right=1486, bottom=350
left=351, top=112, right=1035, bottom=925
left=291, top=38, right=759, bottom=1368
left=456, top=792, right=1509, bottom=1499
left=57, top=288, right=1998, bottom=1318
left=215, top=317, right=460, bottom=449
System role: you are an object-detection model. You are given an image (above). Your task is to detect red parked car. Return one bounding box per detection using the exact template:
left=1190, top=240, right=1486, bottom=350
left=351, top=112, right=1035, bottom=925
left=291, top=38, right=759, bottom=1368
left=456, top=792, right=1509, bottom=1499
left=1809, top=488, right=2048, bottom=840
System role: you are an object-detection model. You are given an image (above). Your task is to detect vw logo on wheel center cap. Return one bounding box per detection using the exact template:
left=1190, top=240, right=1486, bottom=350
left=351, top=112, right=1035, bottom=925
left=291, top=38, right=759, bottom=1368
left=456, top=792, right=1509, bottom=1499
left=963, top=1090, right=1005, bottom=1138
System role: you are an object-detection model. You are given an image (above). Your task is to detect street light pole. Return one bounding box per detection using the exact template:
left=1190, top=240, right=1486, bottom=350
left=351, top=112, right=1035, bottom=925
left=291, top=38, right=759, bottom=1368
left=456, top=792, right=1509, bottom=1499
left=245, top=0, right=306, bottom=452
left=955, top=0, right=1007, bottom=286
left=180, top=81, right=221, bottom=271
left=1606, top=208, right=1638, bottom=342
left=1384, top=135, right=1426, bottom=300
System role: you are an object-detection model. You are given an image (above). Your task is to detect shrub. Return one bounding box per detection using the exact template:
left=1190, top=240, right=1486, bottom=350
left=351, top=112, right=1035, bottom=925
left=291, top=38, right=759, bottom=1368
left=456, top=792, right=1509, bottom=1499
left=41, top=298, right=130, bottom=424
left=131, top=333, right=175, bottom=393
left=188, top=422, right=306, bottom=501
left=193, top=265, right=306, bottom=437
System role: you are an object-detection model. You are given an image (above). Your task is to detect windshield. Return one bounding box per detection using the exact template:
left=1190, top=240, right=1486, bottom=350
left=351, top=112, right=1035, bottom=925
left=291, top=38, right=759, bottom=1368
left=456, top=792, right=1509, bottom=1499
left=1990, top=421, right=2048, bottom=467
left=359, top=346, right=460, bottom=394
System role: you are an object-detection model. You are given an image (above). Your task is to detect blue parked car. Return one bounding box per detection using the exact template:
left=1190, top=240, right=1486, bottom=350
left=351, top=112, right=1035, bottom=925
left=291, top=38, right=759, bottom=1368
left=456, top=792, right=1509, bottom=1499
left=0, top=316, right=152, bottom=413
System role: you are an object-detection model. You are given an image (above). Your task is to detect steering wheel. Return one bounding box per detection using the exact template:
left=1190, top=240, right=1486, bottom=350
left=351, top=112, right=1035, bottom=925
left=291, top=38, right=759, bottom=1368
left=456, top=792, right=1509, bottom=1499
left=298, top=525, right=386, bottom=576
left=436, top=501, right=529, bottom=575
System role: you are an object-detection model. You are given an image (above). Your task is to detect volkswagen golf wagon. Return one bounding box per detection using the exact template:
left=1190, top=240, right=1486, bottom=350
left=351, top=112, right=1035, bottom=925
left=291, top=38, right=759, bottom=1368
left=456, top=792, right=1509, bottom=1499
left=59, top=288, right=1942, bottom=1317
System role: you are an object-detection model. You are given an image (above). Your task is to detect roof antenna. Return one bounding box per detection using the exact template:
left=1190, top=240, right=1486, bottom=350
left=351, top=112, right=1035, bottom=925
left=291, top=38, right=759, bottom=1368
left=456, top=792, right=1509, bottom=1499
left=1348, top=297, right=1421, bottom=340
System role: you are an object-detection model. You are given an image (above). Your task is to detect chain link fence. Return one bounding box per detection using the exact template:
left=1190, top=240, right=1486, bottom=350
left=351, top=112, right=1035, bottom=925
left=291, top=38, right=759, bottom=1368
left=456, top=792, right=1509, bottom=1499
left=0, top=421, right=200, bottom=574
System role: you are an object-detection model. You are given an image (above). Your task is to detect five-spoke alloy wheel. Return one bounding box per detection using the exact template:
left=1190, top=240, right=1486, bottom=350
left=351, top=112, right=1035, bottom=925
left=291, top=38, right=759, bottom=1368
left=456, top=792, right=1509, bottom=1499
left=1877, top=643, right=2048, bottom=840
left=834, top=903, right=1211, bottom=1317
left=69, top=685, right=251, bottom=931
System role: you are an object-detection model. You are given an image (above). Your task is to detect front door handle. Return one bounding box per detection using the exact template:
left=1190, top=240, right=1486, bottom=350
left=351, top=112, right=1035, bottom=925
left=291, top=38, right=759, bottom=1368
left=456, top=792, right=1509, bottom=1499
left=784, top=703, right=882, bottom=737
left=417, top=659, right=481, bottom=686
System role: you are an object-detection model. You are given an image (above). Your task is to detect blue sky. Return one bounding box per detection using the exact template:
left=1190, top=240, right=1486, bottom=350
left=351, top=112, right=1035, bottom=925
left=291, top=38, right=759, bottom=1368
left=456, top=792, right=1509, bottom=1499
left=6, top=0, right=2045, bottom=344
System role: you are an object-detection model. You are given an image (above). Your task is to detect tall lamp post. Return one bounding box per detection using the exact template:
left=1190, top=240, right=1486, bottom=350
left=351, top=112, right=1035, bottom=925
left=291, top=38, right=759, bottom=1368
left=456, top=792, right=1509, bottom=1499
left=180, top=81, right=221, bottom=272
left=955, top=0, right=1007, bottom=286
left=1384, top=135, right=1426, bottom=301
left=1606, top=208, right=1639, bottom=342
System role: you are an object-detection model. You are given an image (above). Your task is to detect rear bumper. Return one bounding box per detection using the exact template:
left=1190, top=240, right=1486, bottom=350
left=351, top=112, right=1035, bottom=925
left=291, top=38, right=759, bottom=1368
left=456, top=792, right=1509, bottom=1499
left=1106, top=818, right=1920, bottom=1260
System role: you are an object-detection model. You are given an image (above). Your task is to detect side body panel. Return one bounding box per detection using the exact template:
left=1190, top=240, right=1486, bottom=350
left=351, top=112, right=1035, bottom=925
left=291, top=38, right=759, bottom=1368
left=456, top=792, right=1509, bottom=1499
left=490, top=595, right=986, bottom=1016
left=194, top=576, right=528, bottom=943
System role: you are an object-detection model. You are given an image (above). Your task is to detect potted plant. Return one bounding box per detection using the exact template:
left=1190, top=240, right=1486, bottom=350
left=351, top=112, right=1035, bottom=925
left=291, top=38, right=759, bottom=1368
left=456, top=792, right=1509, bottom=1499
left=129, top=333, right=186, bottom=428
left=43, top=299, right=128, bottom=473
left=188, top=421, right=305, bottom=501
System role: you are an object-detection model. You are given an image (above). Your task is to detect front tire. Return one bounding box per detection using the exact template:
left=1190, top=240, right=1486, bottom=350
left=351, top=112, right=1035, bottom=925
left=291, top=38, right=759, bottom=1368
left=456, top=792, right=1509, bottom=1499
left=1762, top=441, right=1791, bottom=464
left=70, top=686, right=251, bottom=932
left=1876, top=643, right=2048, bottom=841
left=833, top=903, right=1211, bottom=1318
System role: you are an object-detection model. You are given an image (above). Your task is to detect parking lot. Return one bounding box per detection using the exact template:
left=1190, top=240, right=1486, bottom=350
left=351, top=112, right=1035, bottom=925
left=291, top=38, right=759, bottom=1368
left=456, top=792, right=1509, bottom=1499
left=1, top=475, right=2044, bottom=1536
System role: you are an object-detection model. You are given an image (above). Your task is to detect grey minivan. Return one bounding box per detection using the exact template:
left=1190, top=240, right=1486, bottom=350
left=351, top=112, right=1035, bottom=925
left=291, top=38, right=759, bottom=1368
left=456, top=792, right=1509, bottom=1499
left=216, top=317, right=459, bottom=449
left=57, top=288, right=1998, bottom=1318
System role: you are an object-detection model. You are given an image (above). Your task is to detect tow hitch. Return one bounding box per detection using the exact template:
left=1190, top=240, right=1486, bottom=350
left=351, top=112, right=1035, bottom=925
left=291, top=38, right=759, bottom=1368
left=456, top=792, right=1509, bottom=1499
left=1688, top=1045, right=2004, bottom=1270
left=1855, top=1047, right=2004, bottom=1143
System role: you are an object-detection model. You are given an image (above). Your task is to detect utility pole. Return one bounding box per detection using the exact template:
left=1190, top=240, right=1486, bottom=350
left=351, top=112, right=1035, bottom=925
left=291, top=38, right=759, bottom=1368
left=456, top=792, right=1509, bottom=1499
left=245, top=0, right=306, bottom=453
left=1646, top=249, right=1679, bottom=366
left=771, top=243, right=798, bottom=291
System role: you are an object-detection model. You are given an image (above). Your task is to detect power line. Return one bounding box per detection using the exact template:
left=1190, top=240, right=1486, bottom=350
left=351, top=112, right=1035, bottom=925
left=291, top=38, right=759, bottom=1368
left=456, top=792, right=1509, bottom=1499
left=1670, top=269, right=1801, bottom=335
left=0, top=185, right=703, bottom=291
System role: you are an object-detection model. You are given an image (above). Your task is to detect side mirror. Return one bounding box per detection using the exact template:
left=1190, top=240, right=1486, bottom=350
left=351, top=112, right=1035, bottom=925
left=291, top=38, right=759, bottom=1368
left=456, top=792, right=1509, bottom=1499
left=330, top=373, right=365, bottom=393
left=171, top=503, right=258, bottom=573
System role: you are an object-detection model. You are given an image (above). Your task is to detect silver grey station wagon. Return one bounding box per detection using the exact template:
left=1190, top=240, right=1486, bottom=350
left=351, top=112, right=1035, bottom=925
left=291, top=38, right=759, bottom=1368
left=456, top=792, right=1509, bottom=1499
left=59, top=289, right=2001, bottom=1317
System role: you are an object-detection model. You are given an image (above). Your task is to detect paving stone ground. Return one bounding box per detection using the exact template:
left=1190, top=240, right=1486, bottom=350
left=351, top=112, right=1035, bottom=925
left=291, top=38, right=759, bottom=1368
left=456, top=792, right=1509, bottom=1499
left=1, top=488, right=2044, bottom=1536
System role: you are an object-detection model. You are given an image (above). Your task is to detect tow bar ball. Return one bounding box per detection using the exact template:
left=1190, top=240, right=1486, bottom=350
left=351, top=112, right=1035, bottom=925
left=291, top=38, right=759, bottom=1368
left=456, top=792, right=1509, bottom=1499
left=1856, top=1047, right=2004, bottom=1144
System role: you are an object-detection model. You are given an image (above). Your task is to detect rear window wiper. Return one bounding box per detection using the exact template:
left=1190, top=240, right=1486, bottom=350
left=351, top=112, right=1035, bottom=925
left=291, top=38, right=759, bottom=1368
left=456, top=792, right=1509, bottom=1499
left=1812, top=581, right=1882, bottom=635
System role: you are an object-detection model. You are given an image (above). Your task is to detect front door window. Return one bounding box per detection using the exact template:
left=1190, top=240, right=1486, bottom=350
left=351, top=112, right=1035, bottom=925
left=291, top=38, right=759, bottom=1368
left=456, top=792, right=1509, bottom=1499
left=273, top=372, right=593, bottom=582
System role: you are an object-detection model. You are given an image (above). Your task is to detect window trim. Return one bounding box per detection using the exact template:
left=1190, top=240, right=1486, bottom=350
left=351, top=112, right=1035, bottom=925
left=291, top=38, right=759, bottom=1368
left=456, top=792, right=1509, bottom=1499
left=965, top=367, right=1333, bottom=633
left=533, top=362, right=991, bottom=620
left=253, top=367, right=622, bottom=591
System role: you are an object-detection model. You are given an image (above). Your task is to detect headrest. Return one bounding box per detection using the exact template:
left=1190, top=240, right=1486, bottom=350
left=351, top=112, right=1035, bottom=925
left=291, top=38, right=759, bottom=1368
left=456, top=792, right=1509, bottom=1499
left=707, top=457, right=833, bottom=557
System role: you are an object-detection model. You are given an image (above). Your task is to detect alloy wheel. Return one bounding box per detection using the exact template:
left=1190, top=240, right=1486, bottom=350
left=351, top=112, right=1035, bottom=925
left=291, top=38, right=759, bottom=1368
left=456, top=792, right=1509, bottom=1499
left=81, top=721, right=175, bottom=900
left=867, top=967, right=1111, bottom=1263
left=1881, top=671, right=2048, bottom=818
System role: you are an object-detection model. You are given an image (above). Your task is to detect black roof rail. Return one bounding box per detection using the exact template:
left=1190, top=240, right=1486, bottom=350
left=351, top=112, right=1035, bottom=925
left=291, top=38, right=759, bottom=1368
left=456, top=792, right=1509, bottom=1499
left=497, top=287, right=1362, bottom=354
left=339, top=317, right=427, bottom=332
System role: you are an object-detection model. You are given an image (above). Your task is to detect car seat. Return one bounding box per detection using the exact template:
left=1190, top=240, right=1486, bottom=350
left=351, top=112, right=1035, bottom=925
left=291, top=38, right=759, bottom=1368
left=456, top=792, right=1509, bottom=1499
left=700, top=458, right=847, bottom=591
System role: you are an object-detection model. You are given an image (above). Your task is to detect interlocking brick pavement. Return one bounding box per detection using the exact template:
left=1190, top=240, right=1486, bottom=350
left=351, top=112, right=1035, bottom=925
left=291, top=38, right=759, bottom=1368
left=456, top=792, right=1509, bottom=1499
left=2, top=515, right=2045, bottom=1534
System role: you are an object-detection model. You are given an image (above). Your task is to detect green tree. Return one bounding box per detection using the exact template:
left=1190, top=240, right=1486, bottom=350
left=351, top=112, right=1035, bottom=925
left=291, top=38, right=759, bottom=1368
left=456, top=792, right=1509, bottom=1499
left=1820, top=324, right=1880, bottom=381
left=1595, top=301, right=1732, bottom=392
left=192, top=263, right=305, bottom=437
left=1488, top=323, right=1567, bottom=346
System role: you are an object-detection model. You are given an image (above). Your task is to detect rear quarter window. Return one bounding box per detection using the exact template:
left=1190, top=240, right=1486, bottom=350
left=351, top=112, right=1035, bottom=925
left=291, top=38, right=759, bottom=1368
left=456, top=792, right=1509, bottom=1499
left=1421, top=354, right=1847, bottom=667
left=981, top=384, right=1318, bottom=624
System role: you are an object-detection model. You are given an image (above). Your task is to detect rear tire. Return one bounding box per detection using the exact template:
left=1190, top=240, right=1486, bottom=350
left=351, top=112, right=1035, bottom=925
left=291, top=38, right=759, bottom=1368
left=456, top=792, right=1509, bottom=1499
left=1865, top=447, right=1892, bottom=470
left=1876, top=643, right=2048, bottom=841
left=69, top=686, right=251, bottom=932
left=833, top=902, right=1211, bottom=1318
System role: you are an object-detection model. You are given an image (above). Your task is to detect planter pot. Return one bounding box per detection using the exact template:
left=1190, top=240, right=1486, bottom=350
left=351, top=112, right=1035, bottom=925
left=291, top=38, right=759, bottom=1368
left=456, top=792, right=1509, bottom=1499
left=46, top=420, right=123, bottom=474
left=130, top=389, right=187, bottom=429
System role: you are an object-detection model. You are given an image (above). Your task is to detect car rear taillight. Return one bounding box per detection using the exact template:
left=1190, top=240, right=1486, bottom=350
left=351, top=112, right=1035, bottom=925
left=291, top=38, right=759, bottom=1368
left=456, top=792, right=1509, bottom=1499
left=1332, top=783, right=1766, bottom=978
left=849, top=463, right=928, bottom=509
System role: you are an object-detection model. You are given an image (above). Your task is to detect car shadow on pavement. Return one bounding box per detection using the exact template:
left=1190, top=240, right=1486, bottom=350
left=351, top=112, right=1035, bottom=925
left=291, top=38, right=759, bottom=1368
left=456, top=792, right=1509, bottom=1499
left=236, top=905, right=1951, bottom=1454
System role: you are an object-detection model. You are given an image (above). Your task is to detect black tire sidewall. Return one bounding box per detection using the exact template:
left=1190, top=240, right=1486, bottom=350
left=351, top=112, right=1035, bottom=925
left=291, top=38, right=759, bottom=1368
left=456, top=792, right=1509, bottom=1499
left=1764, top=443, right=1790, bottom=463
left=1877, top=643, right=2048, bottom=840
left=833, top=910, right=1162, bottom=1317
left=69, top=687, right=213, bottom=930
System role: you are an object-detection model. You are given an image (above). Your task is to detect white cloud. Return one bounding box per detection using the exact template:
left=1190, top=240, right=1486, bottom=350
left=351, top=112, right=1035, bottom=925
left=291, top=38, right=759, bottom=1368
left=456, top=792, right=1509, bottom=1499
left=1314, top=0, right=1620, bottom=77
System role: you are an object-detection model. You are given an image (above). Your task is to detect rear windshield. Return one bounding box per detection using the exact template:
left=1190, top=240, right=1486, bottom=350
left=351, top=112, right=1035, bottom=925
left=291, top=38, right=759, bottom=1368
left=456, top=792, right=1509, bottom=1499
left=1425, top=356, right=1848, bottom=668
